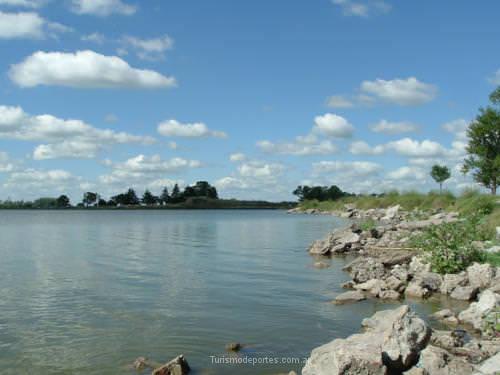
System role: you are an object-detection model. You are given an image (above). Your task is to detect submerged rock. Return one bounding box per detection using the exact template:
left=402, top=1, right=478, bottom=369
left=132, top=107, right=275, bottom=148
left=333, top=290, right=366, bottom=304
left=225, top=342, right=242, bottom=352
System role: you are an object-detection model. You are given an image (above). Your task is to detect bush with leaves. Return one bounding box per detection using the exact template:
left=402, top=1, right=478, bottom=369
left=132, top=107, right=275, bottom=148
left=410, top=215, right=489, bottom=274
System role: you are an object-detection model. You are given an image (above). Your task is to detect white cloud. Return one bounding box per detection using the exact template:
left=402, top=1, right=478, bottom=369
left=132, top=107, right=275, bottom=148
left=9, top=50, right=176, bottom=89
left=360, top=77, right=437, bottom=106
left=313, top=113, right=354, bottom=138
left=238, top=161, right=285, bottom=178
left=332, top=0, right=391, bottom=17
left=326, top=95, right=354, bottom=108
left=157, top=119, right=227, bottom=138
left=81, top=32, right=105, bottom=44
left=121, top=34, right=174, bottom=60
left=349, top=140, right=385, bottom=155
left=3, top=168, right=76, bottom=190
left=0, top=151, right=14, bottom=172
left=442, top=118, right=469, bottom=141
left=99, top=154, right=201, bottom=186
left=312, top=160, right=382, bottom=177
left=349, top=138, right=448, bottom=158
left=387, top=138, right=447, bottom=157
left=229, top=153, right=246, bottom=162
left=257, top=138, right=338, bottom=156
left=370, top=120, right=419, bottom=134
left=0, top=105, right=155, bottom=159
left=489, top=69, right=500, bottom=85
left=0, top=0, right=45, bottom=8
left=70, top=0, right=136, bottom=16
left=0, top=11, right=69, bottom=39
left=386, top=166, right=427, bottom=180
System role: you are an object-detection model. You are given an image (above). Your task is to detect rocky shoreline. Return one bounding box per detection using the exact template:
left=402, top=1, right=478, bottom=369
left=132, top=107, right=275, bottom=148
left=299, top=205, right=500, bottom=374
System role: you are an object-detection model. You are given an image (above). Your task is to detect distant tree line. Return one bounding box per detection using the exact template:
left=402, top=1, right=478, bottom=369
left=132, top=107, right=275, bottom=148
left=293, top=185, right=352, bottom=202
left=0, top=181, right=219, bottom=209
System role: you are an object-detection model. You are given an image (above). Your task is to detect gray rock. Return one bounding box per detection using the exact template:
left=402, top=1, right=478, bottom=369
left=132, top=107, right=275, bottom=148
left=430, top=330, right=465, bottom=351
left=458, top=290, right=499, bottom=331
left=334, top=291, right=366, bottom=304
left=382, top=205, right=400, bottom=221
left=416, top=345, right=475, bottom=375
left=379, top=290, right=400, bottom=300
left=467, top=263, right=496, bottom=290
left=349, top=258, right=386, bottom=283
left=152, top=355, right=190, bottom=375
left=391, top=264, right=409, bottom=281
left=485, top=245, right=500, bottom=254
left=450, top=286, right=478, bottom=301
left=354, top=279, right=386, bottom=296
left=405, top=281, right=430, bottom=298
left=308, top=239, right=331, bottom=255
left=385, top=275, right=405, bottom=292
left=303, top=306, right=431, bottom=375
left=408, top=257, right=431, bottom=277
left=440, top=272, right=468, bottom=295
left=420, top=272, right=443, bottom=291
left=476, top=352, right=500, bottom=374
left=381, top=306, right=432, bottom=371
left=225, top=342, right=242, bottom=352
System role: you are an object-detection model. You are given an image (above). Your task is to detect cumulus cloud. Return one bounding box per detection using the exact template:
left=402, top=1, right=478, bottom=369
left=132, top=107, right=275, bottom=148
left=257, top=138, right=338, bottom=156
left=313, top=113, right=354, bottom=138
left=349, top=137, right=449, bottom=158
left=238, top=161, right=285, bottom=178
left=370, top=120, right=419, bottom=134
left=229, top=153, right=246, bottom=162
left=0, top=105, right=155, bottom=159
left=0, top=151, right=14, bottom=172
left=349, top=140, right=385, bottom=155
left=312, top=160, right=382, bottom=177
left=99, top=154, right=201, bottom=186
left=0, top=0, right=46, bottom=7
left=121, top=34, right=174, bottom=60
left=442, top=118, right=469, bottom=141
left=332, top=0, right=391, bottom=17
left=9, top=50, right=176, bottom=89
left=326, top=95, right=354, bottom=108
left=360, top=77, right=437, bottom=106
left=0, top=11, right=70, bottom=39
left=3, top=168, right=77, bottom=191
left=70, top=0, right=136, bottom=16
left=157, top=119, right=227, bottom=138
left=386, top=166, right=427, bottom=180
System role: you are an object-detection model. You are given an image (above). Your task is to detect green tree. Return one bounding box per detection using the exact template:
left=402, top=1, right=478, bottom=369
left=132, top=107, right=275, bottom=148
left=83, top=192, right=97, bottom=207
left=170, top=183, right=182, bottom=203
left=463, top=88, right=500, bottom=195
left=56, top=195, right=71, bottom=208
left=160, top=187, right=170, bottom=204
left=430, top=165, right=451, bottom=193
left=125, top=188, right=140, bottom=205
left=142, top=190, right=158, bottom=205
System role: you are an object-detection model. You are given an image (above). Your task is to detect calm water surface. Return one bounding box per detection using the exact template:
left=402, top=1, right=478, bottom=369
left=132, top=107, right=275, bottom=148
left=0, top=210, right=451, bottom=375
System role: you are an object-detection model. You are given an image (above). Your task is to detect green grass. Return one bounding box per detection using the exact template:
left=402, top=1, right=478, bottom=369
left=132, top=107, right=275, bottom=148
left=484, top=252, right=500, bottom=267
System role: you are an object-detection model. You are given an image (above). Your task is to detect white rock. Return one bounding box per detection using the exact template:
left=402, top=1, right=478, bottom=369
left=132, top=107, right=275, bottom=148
left=467, top=263, right=495, bottom=290
left=458, top=290, right=499, bottom=330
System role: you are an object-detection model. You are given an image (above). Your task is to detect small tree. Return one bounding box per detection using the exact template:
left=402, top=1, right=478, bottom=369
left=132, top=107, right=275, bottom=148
left=430, top=165, right=451, bottom=193
left=160, top=187, right=170, bottom=205
left=83, top=192, right=97, bottom=207
left=463, top=87, right=500, bottom=195
left=142, top=190, right=158, bottom=205
left=56, top=195, right=70, bottom=208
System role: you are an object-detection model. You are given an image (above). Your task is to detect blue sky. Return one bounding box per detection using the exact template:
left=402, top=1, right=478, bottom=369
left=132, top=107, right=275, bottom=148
left=0, top=0, right=499, bottom=202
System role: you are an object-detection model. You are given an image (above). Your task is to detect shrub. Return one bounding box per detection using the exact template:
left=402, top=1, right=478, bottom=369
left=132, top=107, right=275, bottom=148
left=410, top=215, right=488, bottom=274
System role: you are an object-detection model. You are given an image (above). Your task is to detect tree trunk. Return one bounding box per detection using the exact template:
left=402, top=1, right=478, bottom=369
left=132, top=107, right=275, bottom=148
left=440, top=183, right=442, bottom=194
left=492, top=185, right=497, bottom=195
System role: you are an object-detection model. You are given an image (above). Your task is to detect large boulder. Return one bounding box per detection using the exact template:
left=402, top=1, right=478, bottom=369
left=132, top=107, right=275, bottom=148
left=467, top=263, right=496, bottom=290
left=308, top=239, right=331, bottom=255
left=152, top=355, right=190, bottom=375
left=405, top=282, right=430, bottom=298
left=382, top=205, right=400, bottom=221
left=303, top=306, right=430, bottom=375
left=476, top=352, right=500, bottom=374
left=308, top=227, right=361, bottom=255
left=354, top=279, right=387, bottom=296
left=414, top=345, right=475, bottom=375
left=408, top=257, right=431, bottom=278
left=419, top=272, right=443, bottom=291
left=458, top=290, right=499, bottom=331
left=440, top=272, right=468, bottom=295
left=450, top=286, right=478, bottom=301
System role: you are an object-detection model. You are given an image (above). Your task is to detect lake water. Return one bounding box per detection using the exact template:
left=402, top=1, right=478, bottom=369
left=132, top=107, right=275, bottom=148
left=0, top=210, right=451, bottom=375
